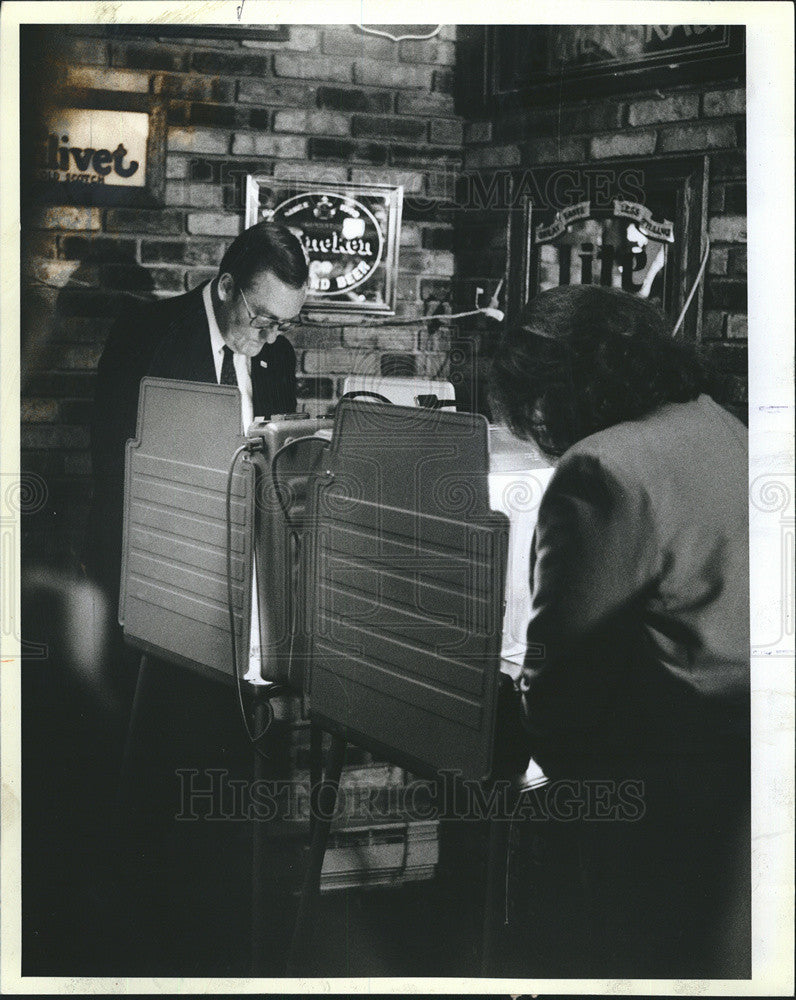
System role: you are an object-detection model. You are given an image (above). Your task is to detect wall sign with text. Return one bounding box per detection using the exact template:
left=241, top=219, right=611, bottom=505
left=32, top=102, right=166, bottom=207
left=505, top=157, right=708, bottom=340
left=41, top=108, right=148, bottom=187
left=245, top=178, right=403, bottom=315
left=473, top=24, right=745, bottom=107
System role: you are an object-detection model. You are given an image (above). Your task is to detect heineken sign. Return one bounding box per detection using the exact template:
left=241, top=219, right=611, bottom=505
left=275, top=191, right=383, bottom=296
left=246, top=178, right=403, bottom=314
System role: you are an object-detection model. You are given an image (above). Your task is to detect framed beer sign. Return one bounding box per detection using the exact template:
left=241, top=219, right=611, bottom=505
left=505, top=156, right=709, bottom=340
left=245, top=178, right=403, bottom=314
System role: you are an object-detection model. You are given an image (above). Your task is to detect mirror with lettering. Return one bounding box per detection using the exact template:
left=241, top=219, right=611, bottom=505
left=245, top=177, right=403, bottom=315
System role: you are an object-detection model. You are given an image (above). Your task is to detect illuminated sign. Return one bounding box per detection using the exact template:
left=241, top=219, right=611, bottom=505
left=246, top=179, right=403, bottom=314
left=39, top=108, right=148, bottom=188
left=274, top=191, right=383, bottom=296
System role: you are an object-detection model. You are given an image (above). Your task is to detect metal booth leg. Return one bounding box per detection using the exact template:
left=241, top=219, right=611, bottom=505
left=250, top=690, right=279, bottom=976
left=285, top=731, right=347, bottom=976
left=113, top=653, right=153, bottom=828
left=308, top=722, right=324, bottom=841
left=481, top=813, right=509, bottom=976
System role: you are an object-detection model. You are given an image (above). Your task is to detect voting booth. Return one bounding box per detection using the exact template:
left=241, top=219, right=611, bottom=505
left=118, top=377, right=553, bottom=971
left=119, top=377, right=554, bottom=767
left=119, top=377, right=552, bottom=764
left=246, top=413, right=334, bottom=687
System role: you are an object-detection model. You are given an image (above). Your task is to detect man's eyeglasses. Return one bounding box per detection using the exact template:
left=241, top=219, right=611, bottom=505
left=239, top=286, right=296, bottom=332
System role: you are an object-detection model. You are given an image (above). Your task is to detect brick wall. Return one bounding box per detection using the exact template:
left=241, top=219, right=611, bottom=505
left=457, top=77, right=748, bottom=421
left=19, top=25, right=748, bottom=567
left=20, top=24, right=461, bottom=566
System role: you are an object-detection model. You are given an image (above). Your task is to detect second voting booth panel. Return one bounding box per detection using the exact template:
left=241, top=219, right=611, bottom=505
left=304, top=400, right=509, bottom=782
left=119, top=379, right=255, bottom=682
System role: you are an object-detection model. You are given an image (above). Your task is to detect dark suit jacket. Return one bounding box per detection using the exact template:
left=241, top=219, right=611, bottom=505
left=85, top=282, right=297, bottom=594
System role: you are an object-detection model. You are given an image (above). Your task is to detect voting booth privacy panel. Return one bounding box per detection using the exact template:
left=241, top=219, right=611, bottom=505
left=119, top=378, right=333, bottom=684
left=305, top=401, right=509, bottom=782
left=119, top=379, right=255, bottom=682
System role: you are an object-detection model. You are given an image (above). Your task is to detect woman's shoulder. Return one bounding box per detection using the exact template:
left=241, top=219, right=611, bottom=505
left=560, top=394, right=747, bottom=511
left=570, top=395, right=742, bottom=463
left=561, top=415, right=652, bottom=484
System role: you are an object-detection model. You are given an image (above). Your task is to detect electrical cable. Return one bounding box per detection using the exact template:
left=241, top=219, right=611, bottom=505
left=267, top=433, right=332, bottom=718
left=28, top=278, right=504, bottom=326
left=297, top=307, right=501, bottom=327
left=338, top=390, right=392, bottom=404
left=269, top=434, right=327, bottom=530
left=226, top=442, right=286, bottom=760
left=672, top=235, right=711, bottom=335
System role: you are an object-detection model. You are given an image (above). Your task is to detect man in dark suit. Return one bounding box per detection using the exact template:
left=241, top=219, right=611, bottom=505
left=80, top=224, right=309, bottom=971
left=86, top=221, right=309, bottom=599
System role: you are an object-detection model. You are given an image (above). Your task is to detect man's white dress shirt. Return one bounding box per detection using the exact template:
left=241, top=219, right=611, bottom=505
left=202, top=282, right=265, bottom=683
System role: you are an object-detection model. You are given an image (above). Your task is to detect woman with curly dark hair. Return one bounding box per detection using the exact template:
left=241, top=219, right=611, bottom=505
left=490, top=283, right=711, bottom=456
left=489, top=285, right=750, bottom=979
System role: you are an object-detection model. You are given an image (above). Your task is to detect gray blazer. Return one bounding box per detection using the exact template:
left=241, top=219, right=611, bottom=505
left=520, top=394, right=749, bottom=770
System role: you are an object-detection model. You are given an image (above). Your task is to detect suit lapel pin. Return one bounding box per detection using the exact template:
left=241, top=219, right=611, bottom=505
left=260, top=360, right=268, bottom=369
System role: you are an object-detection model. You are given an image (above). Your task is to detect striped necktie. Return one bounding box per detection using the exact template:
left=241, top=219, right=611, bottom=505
left=220, top=345, right=238, bottom=387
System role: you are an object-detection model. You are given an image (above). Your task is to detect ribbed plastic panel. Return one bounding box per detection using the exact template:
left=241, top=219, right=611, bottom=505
left=306, top=401, right=508, bottom=781
left=120, top=378, right=255, bottom=682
